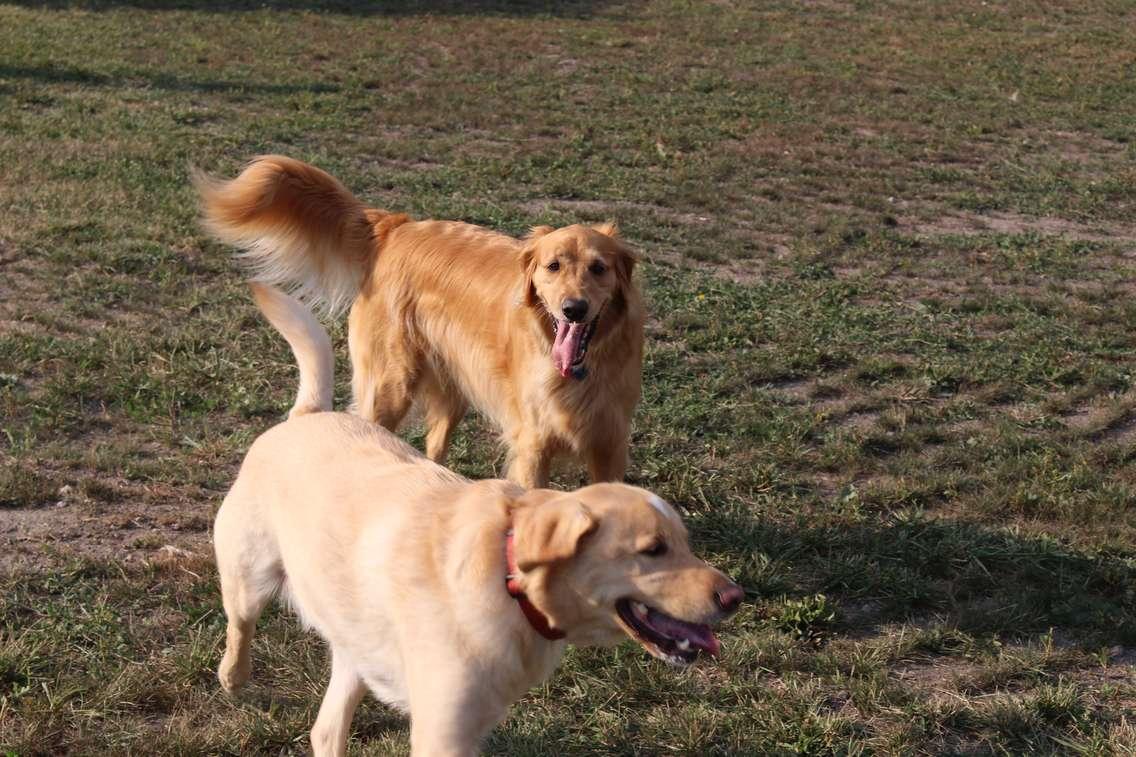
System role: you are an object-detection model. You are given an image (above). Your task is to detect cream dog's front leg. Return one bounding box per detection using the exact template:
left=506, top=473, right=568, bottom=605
left=407, top=665, right=507, bottom=757
left=310, top=650, right=368, bottom=757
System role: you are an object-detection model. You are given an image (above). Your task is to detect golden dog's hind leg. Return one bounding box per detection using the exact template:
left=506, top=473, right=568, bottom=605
left=353, top=370, right=416, bottom=430
left=421, top=373, right=468, bottom=463
left=348, top=314, right=419, bottom=429
left=310, top=650, right=367, bottom=757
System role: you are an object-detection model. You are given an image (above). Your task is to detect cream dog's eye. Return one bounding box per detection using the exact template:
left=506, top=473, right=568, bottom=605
left=547, top=261, right=560, bottom=272
left=589, top=261, right=606, bottom=275
left=640, top=540, right=667, bottom=557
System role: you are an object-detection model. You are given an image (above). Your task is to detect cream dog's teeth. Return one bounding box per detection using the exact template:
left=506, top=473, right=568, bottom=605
left=633, top=601, right=648, bottom=619
left=676, top=639, right=691, bottom=651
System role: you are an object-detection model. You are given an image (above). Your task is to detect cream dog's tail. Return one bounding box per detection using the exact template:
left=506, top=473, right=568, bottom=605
left=194, top=155, right=378, bottom=317
left=250, top=283, right=333, bottom=418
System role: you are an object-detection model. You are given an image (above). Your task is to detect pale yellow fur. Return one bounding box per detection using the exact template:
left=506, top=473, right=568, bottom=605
left=213, top=285, right=741, bottom=756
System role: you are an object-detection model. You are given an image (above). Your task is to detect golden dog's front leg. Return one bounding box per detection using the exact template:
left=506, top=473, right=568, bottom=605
left=587, top=448, right=628, bottom=483
left=585, top=424, right=630, bottom=483
left=505, top=437, right=553, bottom=489
left=310, top=650, right=367, bottom=757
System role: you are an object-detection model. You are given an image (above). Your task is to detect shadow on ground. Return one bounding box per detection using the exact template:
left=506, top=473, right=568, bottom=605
left=702, top=505, right=1136, bottom=646
left=5, top=0, right=628, bottom=17
left=0, top=63, right=339, bottom=95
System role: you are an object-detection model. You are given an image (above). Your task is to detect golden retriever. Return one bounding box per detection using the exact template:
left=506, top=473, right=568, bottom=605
left=214, top=284, right=743, bottom=756
left=196, top=156, right=645, bottom=487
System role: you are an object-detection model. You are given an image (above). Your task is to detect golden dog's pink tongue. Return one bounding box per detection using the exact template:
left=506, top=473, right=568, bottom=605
left=552, top=320, right=585, bottom=377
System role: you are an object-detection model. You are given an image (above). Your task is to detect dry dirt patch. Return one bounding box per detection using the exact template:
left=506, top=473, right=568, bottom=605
left=1, top=453, right=215, bottom=575
left=900, top=208, right=1136, bottom=246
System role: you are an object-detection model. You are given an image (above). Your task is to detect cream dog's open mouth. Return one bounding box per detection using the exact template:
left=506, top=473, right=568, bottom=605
left=615, top=598, right=720, bottom=666
left=551, top=317, right=597, bottom=379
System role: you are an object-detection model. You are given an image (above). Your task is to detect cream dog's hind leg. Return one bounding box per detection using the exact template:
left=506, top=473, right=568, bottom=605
left=213, top=481, right=282, bottom=693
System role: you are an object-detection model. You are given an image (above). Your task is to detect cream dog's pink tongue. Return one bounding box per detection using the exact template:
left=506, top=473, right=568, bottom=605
left=638, top=604, right=720, bottom=656
left=552, top=320, right=585, bottom=377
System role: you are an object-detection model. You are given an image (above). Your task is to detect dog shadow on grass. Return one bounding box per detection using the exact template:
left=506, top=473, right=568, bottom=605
left=702, top=503, right=1136, bottom=647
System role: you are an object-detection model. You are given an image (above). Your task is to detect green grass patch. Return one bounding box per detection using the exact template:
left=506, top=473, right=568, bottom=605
left=3, top=0, right=1136, bottom=753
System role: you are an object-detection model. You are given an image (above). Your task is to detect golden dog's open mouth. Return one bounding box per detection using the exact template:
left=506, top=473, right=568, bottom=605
left=615, top=598, right=720, bottom=666
left=551, top=318, right=597, bottom=379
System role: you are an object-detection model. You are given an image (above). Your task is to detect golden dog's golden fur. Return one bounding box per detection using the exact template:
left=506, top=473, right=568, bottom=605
left=214, top=283, right=743, bottom=756
left=196, top=156, right=644, bottom=487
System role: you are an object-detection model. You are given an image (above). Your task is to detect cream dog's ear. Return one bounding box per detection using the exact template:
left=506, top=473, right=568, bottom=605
left=512, top=491, right=597, bottom=572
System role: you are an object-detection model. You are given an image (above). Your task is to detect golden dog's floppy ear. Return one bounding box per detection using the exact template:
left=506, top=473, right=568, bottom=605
left=594, top=221, right=639, bottom=291
left=520, top=226, right=555, bottom=308
left=592, top=221, right=619, bottom=238
left=512, top=490, right=597, bottom=573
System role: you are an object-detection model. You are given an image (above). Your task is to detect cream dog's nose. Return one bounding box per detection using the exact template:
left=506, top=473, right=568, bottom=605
left=714, top=583, right=745, bottom=614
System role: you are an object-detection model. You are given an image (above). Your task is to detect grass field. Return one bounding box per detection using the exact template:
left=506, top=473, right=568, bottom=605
left=3, top=0, right=1136, bottom=754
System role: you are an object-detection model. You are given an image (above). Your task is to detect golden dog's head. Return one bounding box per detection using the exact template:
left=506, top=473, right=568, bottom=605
left=520, top=224, right=638, bottom=379
left=510, top=483, right=744, bottom=665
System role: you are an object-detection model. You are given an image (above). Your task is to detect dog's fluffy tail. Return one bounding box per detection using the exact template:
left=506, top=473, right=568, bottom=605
left=251, top=282, right=334, bottom=418
left=194, top=155, right=376, bottom=317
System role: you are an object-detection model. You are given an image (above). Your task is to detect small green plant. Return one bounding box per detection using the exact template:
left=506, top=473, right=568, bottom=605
left=774, top=594, right=838, bottom=642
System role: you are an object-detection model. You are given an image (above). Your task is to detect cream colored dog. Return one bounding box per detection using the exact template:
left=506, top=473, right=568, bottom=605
left=196, top=156, right=644, bottom=488
left=214, top=284, right=744, bottom=756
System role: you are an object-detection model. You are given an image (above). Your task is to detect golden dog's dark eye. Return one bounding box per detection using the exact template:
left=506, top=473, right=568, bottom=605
left=589, top=261, right=607, bottom=275
left=640, top=540, right=667, bottom=557
left=547, top=261, right=560, bottom=272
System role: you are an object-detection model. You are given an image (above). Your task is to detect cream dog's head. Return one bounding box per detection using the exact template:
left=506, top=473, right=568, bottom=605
left=520, top=224, right=638, bottom=380
left=509, top=483, right=744, bottom=665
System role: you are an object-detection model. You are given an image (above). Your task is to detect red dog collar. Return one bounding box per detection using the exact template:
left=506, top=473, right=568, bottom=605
left=505, top=529, right=566, bottom=641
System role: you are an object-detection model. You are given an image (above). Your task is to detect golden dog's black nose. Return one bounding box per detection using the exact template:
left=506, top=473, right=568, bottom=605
left=561, top=298, right=589, bottom=322
left=715, top=583, right=745, bottom=614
